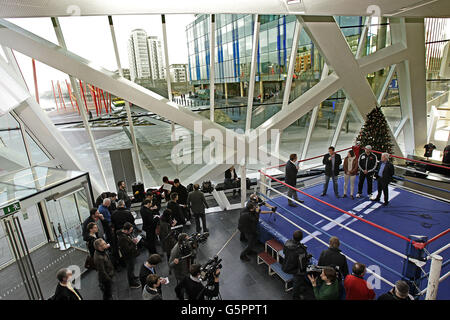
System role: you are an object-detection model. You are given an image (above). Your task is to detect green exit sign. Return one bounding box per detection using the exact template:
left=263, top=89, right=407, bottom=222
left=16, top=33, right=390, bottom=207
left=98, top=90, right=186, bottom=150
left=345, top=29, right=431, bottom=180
left=2, top=202, right=21, bottom=216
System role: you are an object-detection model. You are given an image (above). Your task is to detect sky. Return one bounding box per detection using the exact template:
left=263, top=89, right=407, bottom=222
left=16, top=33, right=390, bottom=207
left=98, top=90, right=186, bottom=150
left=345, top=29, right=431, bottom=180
left=5, top=14, right=195, bottom=94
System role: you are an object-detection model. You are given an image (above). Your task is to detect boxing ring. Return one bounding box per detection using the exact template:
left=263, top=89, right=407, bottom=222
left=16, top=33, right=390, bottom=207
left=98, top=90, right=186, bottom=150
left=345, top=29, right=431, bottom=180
left=257, top=147, right=450, bottom=300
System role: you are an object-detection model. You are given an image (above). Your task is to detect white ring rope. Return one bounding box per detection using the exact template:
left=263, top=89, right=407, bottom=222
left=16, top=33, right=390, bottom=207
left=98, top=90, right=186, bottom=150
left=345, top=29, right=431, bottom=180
left=260, top=181, right=408, bottom=260
left=269, top=206, right=395, bottom=287
left=429, top=243, right=450, bottom=259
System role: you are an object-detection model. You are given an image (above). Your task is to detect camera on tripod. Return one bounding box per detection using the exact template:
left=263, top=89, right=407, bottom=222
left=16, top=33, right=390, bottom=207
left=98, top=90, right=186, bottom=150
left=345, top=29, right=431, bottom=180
left=179, top=232, right=210, bottom=257
left=200, top=255, right=222, bottom=284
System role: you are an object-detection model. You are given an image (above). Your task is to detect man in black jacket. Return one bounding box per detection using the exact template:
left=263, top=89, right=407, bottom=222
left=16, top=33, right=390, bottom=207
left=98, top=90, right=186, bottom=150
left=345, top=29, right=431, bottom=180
left=282, top=230, right=313, bottom=300
left=167, top=192, right=186, bottom=226
left=93, top=238, right=115, bottom=300
left=238, top=202, right=261, bottom=261
left=82, top=208, right=108, bottom=241
left=53, top=268, right=82, bottom=300
left=139, top=254, right=168, bottom=291
left=378, top=280, right=413, bottom=300
left=318, top=236, right=349, bottom=280
left=224, top=166, right=239, bottom=198
left=321, top=146, right=342, bottom=197
left=285, top=153, right=304, bottom=207
left=187, top=184, right=209, bottom=233
left=356, top=145, right=378, bottom=198
left=372, top=152, right=395, bottom=206
left=117, top=222, right=141, bottom=288
left=171, top=179, right=191, bottom=225
left=175, top=264, right=220, bottom=300
left=140, top=199, right=159, bottom=254
left=117, top=180, right=133, bottom=208
left=111, top=200, right=135, bottom=231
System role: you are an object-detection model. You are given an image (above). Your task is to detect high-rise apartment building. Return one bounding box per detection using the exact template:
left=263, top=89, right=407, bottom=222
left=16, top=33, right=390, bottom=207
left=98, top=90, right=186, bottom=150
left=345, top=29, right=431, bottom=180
left=147, top=36, right=166, bottom=80
left=128, top=29, right=152, bottom=81
left=169, top=64, right=188, bottom=82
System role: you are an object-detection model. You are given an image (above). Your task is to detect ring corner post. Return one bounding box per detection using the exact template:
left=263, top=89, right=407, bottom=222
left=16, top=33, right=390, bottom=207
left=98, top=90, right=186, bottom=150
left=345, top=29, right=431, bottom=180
left=402, top=235, right=427, bottom=297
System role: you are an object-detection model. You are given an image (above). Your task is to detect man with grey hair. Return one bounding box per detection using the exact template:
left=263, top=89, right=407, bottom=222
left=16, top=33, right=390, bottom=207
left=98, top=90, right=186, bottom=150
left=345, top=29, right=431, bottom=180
left=356, top=145, right=378, bottom=198
left=378, top=280, right=413, bottom=300
left=372, top=152, right=394, bottom=206
left=111, top=200, right=135, bottom=231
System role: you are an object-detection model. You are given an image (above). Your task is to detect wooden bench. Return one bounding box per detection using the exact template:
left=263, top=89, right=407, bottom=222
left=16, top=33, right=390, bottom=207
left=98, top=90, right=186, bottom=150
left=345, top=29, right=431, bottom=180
left=264, top=239, right=294, bottom=291
left=270, top=262, right=294, bottom=292
left=257, top=252, right=277, bottom=275
left=265, top=239, right=283, bottom=262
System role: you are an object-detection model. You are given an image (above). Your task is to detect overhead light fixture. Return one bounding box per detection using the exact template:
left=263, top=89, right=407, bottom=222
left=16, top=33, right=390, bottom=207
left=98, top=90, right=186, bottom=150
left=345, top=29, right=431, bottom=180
left=284, top=0, right=306, bottom=14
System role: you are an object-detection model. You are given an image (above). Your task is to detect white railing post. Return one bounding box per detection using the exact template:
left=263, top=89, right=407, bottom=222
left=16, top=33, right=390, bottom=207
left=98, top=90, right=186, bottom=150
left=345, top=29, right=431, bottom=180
left=425, top=254, right=443, bottom=300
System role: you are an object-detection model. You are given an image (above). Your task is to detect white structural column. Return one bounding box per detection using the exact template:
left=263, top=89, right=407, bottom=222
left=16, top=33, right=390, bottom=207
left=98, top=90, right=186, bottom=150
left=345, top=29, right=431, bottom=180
left=108, top=16, right=144, bottom=183
left=390, top=18, right=428, bottom=155
left=161, top=15, right=180, bottom=177
left=51, top=17, right=109, bottom=191
left=161, top=15, right=177, bottom=143
left=209, top=14, right=215, bottom=122
left=377, top=65, right=397, bottom=105
left=245, top=14, right=261, bottom=133
left=240, top=165, right=247, bottom=207
left=298, top=15, right=403, bottom=156
left=330, top=16, right=371, bottom=148
left=300, top=63, right=329, bottom=163
left=274, top=19, right=303, bottom=154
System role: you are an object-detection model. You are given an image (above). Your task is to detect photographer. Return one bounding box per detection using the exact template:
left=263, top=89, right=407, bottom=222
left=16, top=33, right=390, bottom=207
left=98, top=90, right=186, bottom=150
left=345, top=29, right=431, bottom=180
left=282, top=230, right=313, bottom=300
left=241, top=194, right=275, bottom=242
left=238, top=202, right=271, bottom=261
left=169, top=233, right=197, bottom=283
left=307, top=267, right=340, bottom=300
left=175, top=264, right=220, bottom=300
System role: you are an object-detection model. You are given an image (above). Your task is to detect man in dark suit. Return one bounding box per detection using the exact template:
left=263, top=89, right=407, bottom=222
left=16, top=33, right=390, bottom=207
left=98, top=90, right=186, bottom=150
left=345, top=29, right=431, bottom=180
left=285, top=153, right=304, bottom=207
left=171, top=179, right=190, bottom=225
left=187, top=184, right=209, bottom=233
left=372, top=153, right=394, bottom=206
left=224, top=165, right=240, bottom=198
left=321, top=146, right=342, bottom=197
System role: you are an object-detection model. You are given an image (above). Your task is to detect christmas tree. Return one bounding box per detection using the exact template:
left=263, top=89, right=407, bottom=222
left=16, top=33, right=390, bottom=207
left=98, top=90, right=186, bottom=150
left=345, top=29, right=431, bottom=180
left=356, top=107, right=393, bottom=159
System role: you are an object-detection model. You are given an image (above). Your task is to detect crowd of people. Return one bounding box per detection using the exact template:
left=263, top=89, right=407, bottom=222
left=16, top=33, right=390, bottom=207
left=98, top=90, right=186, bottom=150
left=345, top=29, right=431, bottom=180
left=285, top=145, right=395, bottom=206
left=51, top=146, right=406, bottom=301
left=51, top=176, right=215, bottom=300
left=280, top=229, right=413, bottom=300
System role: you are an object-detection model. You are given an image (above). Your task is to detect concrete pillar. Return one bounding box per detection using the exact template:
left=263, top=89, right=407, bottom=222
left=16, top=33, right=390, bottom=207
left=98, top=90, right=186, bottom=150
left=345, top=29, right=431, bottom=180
left=224, top=82, right=228, bottom=100
left=259, top=80, right=264, bottom=103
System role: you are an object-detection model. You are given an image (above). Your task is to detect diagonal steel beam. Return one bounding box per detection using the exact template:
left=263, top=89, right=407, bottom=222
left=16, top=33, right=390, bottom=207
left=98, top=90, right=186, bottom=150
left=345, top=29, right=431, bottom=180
left=298, top=15, right=403, bottom=156
left=0, top=18, right=245, bottom=152
left=298, top=15, right=377, bottom=118
left=357, top=43, right=408, bottom=76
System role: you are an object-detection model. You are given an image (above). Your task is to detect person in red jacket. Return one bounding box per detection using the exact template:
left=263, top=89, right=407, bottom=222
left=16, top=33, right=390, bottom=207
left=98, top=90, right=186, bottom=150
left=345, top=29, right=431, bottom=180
left=344, top=262, right=375, bottom=300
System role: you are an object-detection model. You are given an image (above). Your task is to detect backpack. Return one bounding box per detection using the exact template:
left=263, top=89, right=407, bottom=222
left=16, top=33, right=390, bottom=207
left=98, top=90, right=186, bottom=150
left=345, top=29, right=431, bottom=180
left=282, top=241, right=310, bottom=275
left=201, top=181, right=214, bottom=193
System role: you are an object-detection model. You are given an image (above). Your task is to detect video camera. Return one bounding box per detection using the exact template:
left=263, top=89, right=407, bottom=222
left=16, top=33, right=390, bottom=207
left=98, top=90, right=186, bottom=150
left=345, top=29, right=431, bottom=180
left=179, top=232, right=210, bottom=257
left=306, top=265, right=340, bottom=278
left=200, top=255, right=222, bottom=284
